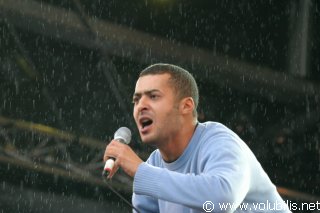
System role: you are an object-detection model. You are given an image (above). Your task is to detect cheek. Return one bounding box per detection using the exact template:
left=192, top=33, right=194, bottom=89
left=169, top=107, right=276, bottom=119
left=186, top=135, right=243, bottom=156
left=133, top=108, right=138, bottom=122
left=156, top=107, right=173, bottom=121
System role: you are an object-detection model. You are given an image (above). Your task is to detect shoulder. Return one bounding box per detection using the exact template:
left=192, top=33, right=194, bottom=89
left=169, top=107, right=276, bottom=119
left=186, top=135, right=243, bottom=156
left=198, top=121, right=248, bottom=155
left=200, top=121, right=240, bottom=142
left=198, top=122, right=253, bottom=171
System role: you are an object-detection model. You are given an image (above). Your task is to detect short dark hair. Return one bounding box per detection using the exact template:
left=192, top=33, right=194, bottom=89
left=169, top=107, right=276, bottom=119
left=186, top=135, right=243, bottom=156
left=139, top=63, right=199, bottom=117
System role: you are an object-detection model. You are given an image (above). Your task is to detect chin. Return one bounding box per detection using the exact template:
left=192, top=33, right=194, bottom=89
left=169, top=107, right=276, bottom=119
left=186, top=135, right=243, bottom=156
left=140, top=135, right=156, bottom=145
left=141, top=137, right=152, bottom=144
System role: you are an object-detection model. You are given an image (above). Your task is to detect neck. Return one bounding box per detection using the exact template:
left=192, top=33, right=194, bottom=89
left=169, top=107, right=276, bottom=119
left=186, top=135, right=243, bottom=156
left=159, top=120, right=198, bottom=162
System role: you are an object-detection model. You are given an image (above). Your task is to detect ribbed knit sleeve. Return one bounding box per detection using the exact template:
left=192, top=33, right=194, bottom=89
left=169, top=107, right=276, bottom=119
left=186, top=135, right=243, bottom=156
left=134, top=163, right=162, bottom=197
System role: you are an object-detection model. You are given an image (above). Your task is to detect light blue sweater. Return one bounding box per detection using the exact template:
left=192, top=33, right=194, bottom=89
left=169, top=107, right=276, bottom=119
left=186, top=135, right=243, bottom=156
left=132, top=122, right=291, bottom=212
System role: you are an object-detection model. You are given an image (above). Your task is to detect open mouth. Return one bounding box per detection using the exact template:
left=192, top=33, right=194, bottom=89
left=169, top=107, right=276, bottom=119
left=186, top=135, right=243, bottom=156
left=141, top=118, right=153, bottom=129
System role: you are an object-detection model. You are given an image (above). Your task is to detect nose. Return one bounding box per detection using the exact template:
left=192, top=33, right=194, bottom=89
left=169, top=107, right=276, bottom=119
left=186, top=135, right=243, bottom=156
left=134, top=95, right=149, bottom=113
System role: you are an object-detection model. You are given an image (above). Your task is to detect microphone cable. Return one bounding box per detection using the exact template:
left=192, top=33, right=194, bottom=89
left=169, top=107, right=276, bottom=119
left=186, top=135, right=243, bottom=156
left=102, top=178, right=140, bottom=213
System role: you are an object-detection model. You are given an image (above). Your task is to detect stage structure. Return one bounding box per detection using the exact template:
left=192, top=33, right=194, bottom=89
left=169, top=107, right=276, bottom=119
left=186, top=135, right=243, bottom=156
left=0, top=0, right=319, bottom=211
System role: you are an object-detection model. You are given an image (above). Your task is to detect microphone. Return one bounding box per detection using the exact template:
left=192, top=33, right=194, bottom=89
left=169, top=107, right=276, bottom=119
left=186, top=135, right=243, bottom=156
left=102, top=127, right=131, bottom=177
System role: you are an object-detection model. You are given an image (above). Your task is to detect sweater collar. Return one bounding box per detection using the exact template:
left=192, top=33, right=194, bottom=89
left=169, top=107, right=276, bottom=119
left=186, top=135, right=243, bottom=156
left=163, top=122, right=206, bottom=171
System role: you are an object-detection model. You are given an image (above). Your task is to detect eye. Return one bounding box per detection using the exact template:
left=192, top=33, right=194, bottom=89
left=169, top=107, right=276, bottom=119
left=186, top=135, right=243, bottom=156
left=132, top=96, right=140, bottom=104
left=150, top=94, right=158, bottom=100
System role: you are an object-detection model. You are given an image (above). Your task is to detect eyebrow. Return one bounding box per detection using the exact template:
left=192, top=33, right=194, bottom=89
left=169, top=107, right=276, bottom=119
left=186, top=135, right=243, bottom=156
left=132, top=89, right=161, bottom=98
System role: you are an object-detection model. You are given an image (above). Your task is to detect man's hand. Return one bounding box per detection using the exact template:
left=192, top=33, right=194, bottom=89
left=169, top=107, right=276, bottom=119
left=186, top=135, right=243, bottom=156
left=103, top=140, right=143, bottom=178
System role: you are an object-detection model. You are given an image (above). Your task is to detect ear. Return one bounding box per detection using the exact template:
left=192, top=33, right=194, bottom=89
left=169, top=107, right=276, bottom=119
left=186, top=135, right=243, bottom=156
left=180, top=97, right=195, bottom=115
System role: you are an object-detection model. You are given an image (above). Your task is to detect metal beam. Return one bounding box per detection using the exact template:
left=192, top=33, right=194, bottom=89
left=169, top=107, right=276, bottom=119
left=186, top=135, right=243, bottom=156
left=1, top=0, right=319, bottom=105
left=288, top=0, right=311, bottom=77
left=0, top=116, right=104, bottom=149
left=0, top=116, right=133, bottom=194
left=0, top=155, right=132, bottom=192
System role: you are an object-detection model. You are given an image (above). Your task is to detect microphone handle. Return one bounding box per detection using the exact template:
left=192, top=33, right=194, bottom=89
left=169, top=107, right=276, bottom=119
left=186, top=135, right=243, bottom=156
left=102, top=157, right=116, bottom=177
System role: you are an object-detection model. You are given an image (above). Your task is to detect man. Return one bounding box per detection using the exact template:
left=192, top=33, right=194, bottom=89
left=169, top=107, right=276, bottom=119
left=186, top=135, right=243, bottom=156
left=104, top=63, right=291, bottom=212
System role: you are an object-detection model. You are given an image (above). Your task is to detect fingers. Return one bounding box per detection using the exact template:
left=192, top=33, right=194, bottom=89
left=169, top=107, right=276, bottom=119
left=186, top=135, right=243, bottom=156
left=103, top=140, right=124, bottom=178
left=107, top=160, right=119, bottom=179
left=103, top=140, right=120, bottom=161
left=103, top=139, right=143, bottom=178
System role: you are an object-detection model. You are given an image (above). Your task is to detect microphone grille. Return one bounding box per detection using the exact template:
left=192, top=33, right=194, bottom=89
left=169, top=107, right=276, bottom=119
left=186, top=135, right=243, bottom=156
left=114, top=127, right=131, bottom=144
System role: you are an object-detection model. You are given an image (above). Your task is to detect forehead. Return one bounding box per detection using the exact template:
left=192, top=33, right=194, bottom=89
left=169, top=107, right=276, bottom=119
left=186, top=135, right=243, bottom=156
left=134, top=74, right=172, bottom=92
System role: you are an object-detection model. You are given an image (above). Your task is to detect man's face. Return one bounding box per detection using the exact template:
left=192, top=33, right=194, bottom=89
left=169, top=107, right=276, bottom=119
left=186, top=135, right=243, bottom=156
left=132, top=73, right=181, bottom=145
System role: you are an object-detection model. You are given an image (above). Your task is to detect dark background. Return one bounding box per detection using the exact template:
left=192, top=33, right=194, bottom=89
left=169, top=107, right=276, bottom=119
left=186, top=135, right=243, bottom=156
left=0, top=0, right=319, bottom=212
